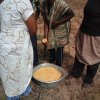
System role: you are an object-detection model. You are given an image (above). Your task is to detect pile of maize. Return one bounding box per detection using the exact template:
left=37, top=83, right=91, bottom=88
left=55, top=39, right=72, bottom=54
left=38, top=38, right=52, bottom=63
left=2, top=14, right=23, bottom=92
left=33, top=66, right=62, bottom=82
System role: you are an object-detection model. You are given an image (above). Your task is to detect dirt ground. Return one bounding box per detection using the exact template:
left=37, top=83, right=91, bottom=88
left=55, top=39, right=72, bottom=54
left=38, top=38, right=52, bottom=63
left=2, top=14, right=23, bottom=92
left=0, top=0, right=100, bottom=100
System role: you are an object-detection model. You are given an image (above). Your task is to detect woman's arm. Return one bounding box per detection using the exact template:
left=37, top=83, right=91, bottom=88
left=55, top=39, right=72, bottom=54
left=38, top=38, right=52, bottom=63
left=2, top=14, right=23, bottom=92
left=25, top=13, right=37, bottom=36
left=41, top=12, right=49, bottom=39
left=52, top=8, right=74, bottom=28
left=40, top=13, right=49, bottom=44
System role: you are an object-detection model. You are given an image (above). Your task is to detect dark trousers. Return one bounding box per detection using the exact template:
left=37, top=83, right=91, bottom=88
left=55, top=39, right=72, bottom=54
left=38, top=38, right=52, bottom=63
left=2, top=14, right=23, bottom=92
left=48, top=47, right=63, bottom=67
left=30, top=34, right=39, bottom=66
left=71, top=56, right=99, bottom=84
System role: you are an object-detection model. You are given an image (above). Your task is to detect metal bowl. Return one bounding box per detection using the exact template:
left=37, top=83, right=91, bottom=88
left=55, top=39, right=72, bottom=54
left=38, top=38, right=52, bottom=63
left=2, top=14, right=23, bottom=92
left=32, top=63, right=67, bottom=88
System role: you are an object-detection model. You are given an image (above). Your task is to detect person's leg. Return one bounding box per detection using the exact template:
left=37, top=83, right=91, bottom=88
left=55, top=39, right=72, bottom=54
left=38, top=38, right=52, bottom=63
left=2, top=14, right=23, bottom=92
left=30, top=35, right=39, bottom=66
left=56, top=47, right=64, bottom=67
left=48, top=48, right=55, bottom=64
left=83, top=62, right=100, bottom=84
left=70, top=56, right=85, bottom=78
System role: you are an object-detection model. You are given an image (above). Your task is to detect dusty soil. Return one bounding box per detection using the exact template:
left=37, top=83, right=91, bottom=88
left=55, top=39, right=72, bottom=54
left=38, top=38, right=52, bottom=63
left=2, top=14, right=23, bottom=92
left=0, top=0, right=100, bottom=100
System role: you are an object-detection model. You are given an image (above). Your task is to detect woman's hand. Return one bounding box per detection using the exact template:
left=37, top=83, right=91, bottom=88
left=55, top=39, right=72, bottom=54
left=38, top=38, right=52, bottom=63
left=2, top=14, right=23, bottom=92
left=41, top=38, right=48, bottom=45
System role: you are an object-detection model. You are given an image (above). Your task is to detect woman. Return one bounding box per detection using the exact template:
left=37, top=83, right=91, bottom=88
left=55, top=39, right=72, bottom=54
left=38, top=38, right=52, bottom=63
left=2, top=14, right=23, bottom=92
left=70, top=0, right=100, bottom=88
left=0, top=0, right=37, bottom=99
left=40, top=0, right=74, bottom=67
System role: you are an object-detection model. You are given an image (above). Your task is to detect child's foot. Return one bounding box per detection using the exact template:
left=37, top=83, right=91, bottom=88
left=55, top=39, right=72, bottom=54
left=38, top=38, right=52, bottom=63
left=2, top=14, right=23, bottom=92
left=81, top=83, right=94, bottom=89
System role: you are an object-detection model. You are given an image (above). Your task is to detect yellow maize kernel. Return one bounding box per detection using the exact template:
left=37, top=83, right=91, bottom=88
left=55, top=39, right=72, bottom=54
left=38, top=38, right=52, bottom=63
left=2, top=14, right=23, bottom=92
left=33, top=67, right=62, bottom=82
